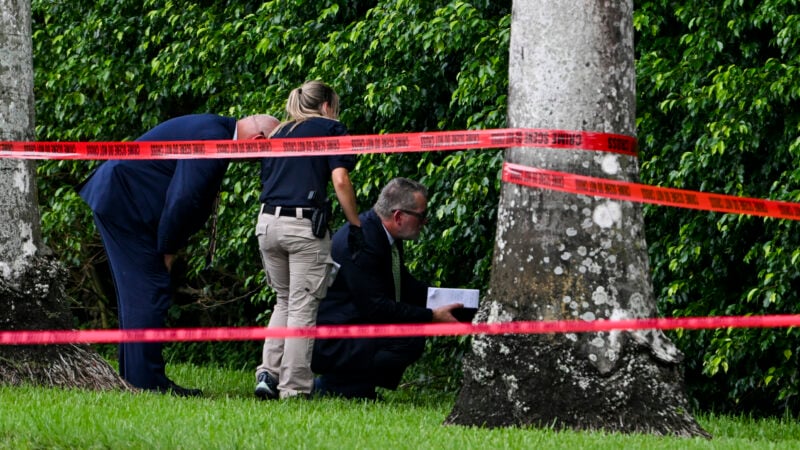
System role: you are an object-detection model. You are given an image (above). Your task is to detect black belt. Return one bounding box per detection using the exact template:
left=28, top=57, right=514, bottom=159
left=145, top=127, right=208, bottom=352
left=262, top=204, right=314, bottom=220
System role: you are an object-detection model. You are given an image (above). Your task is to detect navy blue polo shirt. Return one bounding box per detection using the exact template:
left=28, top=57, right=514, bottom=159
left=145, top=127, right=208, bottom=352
left=259, top=117, right=356, bottom=207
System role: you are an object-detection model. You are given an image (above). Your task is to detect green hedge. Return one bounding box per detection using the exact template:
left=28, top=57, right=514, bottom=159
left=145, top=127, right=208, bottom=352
left=635, top=0, right=800, bottom=415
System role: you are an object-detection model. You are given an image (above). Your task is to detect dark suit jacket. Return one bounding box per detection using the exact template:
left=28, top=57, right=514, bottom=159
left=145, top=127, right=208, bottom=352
left=79, top=114, right=235, bottom=254
left=312, top=209, right=433, bottom=373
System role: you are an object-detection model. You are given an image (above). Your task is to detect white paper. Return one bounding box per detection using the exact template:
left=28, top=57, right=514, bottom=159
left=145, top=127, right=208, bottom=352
left=426, top=287, right=480, bottom=309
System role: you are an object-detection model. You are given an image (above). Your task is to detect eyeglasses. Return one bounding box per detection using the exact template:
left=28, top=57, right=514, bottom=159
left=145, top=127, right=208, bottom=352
left=393, top=209, right=427, bottom=222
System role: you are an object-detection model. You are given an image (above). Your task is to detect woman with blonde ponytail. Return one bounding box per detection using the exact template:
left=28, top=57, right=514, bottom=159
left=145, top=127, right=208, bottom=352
left=254, top=80, right=360, bottom=400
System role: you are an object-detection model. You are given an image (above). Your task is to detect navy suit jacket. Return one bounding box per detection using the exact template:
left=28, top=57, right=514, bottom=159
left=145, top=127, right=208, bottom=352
left=79, top=114, right=235, bottom=254
left=312, top=209, right=432, bottom=373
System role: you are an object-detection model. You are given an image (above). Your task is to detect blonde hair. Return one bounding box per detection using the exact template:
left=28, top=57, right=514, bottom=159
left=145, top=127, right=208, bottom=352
left=271, top=80, right=340, bottom=136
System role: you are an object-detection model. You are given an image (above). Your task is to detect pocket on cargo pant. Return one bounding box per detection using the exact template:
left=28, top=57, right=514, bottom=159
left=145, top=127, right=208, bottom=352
left=306, top=251, right=336, bottom=299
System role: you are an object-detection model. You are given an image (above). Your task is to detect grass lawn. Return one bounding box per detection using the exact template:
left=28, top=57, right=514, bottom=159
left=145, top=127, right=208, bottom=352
left=2, top=363, right=799, bottom=449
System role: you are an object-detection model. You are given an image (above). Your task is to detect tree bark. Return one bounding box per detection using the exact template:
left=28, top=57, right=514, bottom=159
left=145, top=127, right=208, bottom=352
left=446, top=0, right=708, bottom=437
left=0, top=0, right=127, bottom=391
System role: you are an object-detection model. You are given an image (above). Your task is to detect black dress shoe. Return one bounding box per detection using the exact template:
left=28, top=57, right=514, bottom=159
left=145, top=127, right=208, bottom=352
left=154, top=381, right=203, bottom=397
left=314, top=375, right=377, bottom=400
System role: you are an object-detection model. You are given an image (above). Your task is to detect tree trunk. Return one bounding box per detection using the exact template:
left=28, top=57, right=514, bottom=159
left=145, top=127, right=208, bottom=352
left=446, top=0, right=708, bottom=437
left=0, top=0, right=127, bottom=391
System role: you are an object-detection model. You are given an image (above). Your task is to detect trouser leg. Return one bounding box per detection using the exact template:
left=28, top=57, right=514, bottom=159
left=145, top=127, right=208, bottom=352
left=315, top=337, right=425, bottom=399
left=256, top=214, right=289, bottom=381
left=257, top=215, right=331, bottom=396
left=281, top=219, right=330, bottom=396
left=370, top=337, right=426, bottom=389
left=94, top=214, right=172, bottom=390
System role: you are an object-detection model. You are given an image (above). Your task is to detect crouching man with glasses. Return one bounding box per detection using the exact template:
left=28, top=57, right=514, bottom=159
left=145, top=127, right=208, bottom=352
left=311, top=177, right=463, bottom=400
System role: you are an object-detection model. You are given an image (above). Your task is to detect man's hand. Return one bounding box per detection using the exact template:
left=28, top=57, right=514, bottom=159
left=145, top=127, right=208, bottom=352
left=431, top=303, right=464, bottom=323
left=164, top=254, right=176, bottom=273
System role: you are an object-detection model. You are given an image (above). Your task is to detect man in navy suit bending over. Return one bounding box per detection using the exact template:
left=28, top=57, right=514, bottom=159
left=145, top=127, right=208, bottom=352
left=311, top=177, right=463, bottom=399
left=79, top=113, right=279, bottom=396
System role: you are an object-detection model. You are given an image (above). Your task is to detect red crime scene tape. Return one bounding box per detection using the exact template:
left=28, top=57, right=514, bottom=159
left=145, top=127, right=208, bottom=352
left=0, top=128, right=638, bottom=159
left=2, top=315, right=800, bottom=345
left=503, top=162, right=800, bottom=221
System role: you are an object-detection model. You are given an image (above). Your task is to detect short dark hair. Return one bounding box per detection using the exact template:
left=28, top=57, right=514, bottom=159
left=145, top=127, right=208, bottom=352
left=374, top=178, right=428, bottom=218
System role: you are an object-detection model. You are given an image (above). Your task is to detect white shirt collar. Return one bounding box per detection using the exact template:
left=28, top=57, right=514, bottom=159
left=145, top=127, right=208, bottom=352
left=381, top=223, right=395, bottom=246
